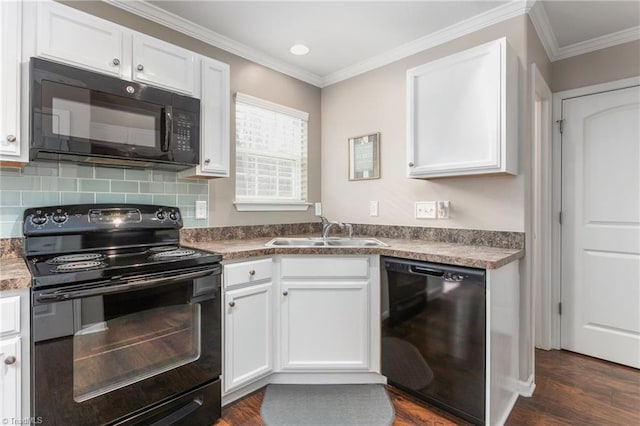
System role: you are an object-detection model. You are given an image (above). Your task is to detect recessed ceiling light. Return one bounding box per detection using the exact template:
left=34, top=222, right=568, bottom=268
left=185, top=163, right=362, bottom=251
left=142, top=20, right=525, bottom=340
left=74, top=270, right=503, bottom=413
left=290, top=44, right=310, bottom=56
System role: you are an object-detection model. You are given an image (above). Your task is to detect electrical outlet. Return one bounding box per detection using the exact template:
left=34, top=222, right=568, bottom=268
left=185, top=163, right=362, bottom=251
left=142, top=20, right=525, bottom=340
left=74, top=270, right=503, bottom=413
left=437, top=201, right=450, bottom=219
left=314, top=202, right=322, bottom=216
left=369, top=201, right=379, bottom=217
left=195, top=201, right=207, bottom=219
left=415, top=201, right=436, bottom=219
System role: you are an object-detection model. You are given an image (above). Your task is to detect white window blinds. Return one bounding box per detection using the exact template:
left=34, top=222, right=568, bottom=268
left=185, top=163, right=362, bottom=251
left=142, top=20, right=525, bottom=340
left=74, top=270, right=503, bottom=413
left=235, top=93, right=309, bottom=205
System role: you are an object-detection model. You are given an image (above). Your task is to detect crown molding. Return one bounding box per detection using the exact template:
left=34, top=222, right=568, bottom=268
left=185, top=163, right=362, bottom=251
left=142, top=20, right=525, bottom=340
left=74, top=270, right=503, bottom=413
left=552, top=26, right=640, bottom=61
left=104, top=0, right=639, bottom=88
left=102, top=0, right=325, bottom=87
left=528, top=1, right=640, bottom=62
left=322, top=0, right=530, bottom=86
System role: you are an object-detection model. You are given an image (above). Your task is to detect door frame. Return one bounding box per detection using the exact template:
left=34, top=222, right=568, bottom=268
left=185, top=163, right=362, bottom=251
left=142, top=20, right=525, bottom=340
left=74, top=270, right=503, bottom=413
left=549, top=76, right=640, bottom=349
left=531, top=64, right=553, bottom=354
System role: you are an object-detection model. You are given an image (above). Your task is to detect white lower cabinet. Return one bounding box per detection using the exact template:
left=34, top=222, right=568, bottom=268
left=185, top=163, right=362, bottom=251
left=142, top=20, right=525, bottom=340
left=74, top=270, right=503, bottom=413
left=224, top=282, right=273, bottom=393
left=279, top=257, right=371, bottom=371
left=223, top=259, right=274, bottom=394
left=0, top=290, right=30, bottom=424
left=222, top=255, right=381, bottom=404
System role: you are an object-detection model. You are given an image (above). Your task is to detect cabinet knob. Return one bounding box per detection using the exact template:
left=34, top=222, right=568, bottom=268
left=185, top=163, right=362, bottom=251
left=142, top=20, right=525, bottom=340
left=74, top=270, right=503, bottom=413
left=112, top=58, right=120, bottom=66
left=408, top=162, right=414, bottom=167
left=249, top=270, right=256, bottom=276
left=282, top=290, right=288, bottom=296
left=228, top=301, right=236, bottom=307
left=6, top=135, right=16, bottom=143
left=204, top=159, right=211, bottom=164
left=4, top=356, right=16, bottom=365
left=137, top=64, right=144, bottom=71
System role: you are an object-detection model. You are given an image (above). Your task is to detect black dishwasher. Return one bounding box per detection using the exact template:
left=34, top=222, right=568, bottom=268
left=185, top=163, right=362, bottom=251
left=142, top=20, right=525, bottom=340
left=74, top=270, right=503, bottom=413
left=381, top=257, right=486, bottom=425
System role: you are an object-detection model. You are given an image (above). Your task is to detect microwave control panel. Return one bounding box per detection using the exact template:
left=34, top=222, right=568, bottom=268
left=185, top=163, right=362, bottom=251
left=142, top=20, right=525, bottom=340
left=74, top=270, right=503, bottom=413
left=174, top=113, right=194, bottom=153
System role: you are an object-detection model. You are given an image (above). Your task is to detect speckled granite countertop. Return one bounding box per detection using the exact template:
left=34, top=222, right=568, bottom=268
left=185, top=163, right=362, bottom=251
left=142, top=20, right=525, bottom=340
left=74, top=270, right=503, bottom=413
left=187, top=235, right=524, bottom=269
left=0, top=258, right=30, bottom=292
left=0, top=235, right=524, bottom=291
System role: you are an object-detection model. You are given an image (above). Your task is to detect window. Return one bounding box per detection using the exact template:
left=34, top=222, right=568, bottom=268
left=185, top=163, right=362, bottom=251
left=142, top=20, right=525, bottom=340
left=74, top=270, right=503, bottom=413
left=235, top=93, right=309, bottom=211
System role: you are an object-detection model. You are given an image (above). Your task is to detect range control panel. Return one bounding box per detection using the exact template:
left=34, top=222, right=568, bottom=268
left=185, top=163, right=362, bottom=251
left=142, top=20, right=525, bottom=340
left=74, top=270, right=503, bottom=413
left=23, top=204, right=183, bottom=236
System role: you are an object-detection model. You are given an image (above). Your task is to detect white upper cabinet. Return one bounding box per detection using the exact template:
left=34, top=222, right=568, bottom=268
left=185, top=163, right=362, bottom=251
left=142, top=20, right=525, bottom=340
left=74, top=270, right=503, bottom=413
left=132, top=34, right=198, bottom=96
left=36, top=1, right=125, bottom=79
left=33, top=1, right=200, bottom=97
left=407, top=37, right=518, bottom=178
left=0, top=0, right=23, bottom=161
left=180, top=58, right=230, bottom=178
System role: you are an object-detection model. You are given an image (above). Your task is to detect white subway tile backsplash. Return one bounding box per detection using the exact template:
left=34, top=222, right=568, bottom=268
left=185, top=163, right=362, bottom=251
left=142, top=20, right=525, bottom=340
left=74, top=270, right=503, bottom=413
left=0, top=163, right=209, bottom=238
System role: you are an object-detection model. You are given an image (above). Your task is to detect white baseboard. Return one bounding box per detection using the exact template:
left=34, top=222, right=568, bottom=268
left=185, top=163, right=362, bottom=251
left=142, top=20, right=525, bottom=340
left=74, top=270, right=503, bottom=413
left=493, top=391, right=520, bottom=426
left=517, top=374, right=536, bottom=397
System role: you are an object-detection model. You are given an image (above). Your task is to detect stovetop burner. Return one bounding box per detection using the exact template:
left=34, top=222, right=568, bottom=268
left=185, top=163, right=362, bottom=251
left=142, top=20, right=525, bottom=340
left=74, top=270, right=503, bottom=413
left=147, top=246, right=180, bottom=254
left=149, top=248, right=198, bottom=261
left=52, top=260, right=107, bottom=273
left=47, top=253, right=106, bottom=264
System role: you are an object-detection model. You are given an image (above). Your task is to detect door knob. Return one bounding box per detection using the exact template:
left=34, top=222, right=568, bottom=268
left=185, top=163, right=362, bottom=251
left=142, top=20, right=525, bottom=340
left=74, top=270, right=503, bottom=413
left=112, top=58, right=120, bottom=66
left=4, top=356, right=16, bottom=365
left=228, top=301, right=236, bottom=307
left=6, top=135, right=16, bottom=143
left=204, top=159, right=211, bottom=164
left=249, top=270, right=256, bottom=276
left=408, top=162, right=414, bottom=167
left=282, top=291, right=288, bottom=296
left=137, top=64, right=144, bottom=71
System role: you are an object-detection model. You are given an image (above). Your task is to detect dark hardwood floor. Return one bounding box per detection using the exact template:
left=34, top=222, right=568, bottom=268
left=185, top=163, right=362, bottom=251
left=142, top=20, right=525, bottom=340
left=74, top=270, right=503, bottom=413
left=215, top=349, right=640, bottom=425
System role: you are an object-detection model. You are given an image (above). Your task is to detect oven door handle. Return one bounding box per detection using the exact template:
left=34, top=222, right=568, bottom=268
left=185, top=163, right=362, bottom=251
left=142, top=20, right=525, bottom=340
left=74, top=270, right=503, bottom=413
left=35, top=268, right=216, bottom=303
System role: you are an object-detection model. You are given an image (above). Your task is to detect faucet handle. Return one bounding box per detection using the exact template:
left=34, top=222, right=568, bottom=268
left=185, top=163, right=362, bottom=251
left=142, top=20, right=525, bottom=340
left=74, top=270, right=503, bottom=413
left=344, top=223, right=354, bottom=239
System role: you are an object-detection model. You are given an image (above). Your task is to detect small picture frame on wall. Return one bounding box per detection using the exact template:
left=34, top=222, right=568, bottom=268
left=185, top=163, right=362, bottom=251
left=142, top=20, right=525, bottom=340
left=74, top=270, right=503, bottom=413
left=348, top=133, right=380, bottom=180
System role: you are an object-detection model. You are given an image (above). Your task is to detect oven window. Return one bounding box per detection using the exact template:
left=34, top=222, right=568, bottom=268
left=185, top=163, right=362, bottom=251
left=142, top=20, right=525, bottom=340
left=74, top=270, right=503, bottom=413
left=72, top=293, right=201, bottom=402
left=42, top=80, right=162, bottom=148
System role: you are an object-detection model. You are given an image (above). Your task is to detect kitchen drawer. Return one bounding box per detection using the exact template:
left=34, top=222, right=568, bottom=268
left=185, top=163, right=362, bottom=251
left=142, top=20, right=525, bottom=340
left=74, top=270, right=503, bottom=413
left=224, top=258, right=272, bottom=288
left=280, top=257, right=370, bottom=279
left=0, top=296, right=20, bottom=337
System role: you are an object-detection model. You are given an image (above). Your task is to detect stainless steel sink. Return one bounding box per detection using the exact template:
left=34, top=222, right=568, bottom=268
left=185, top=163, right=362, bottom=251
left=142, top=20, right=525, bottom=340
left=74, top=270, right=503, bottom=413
left=267, top=238, right=326, bottom=247
left=325, top=239, right=387, bottom=247
left=265, top=237, right=387, bottom=248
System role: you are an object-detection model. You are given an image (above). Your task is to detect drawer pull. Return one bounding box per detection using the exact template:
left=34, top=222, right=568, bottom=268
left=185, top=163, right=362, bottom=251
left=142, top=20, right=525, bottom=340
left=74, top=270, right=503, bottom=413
left=249, top=270, right=256, bottom=276
left=4, top=356, right=16, bottom=365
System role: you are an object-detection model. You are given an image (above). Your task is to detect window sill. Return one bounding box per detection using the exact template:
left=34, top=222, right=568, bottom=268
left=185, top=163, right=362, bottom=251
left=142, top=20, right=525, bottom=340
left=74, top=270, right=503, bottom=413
left=234, top=202, right=312, bottom=212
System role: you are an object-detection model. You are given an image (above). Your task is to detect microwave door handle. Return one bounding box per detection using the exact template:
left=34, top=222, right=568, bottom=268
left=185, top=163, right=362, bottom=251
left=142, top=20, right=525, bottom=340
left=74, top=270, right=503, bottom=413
left=161, top=105, right=173, bottom=152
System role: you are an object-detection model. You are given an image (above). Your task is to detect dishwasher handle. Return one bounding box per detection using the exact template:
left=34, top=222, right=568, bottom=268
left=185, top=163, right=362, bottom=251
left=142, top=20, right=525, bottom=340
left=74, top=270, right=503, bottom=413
left=409, top=265, right=445, bottom=277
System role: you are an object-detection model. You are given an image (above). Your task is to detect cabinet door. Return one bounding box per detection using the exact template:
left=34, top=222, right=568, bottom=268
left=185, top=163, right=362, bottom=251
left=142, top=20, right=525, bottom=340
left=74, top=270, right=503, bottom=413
left=224, top=282, right=273, bottom=393
left=199, top=58, right=230, bottom=176
left=0, top=0, right=21, bottom=159
left=0, top=337, right=21, bottom=422
left=36, top=1, right=125, bottom=78
left=132, top=34, right=198, bottom=96
left=407, top=38, right=517, bottom=178
left=280, top=281, right=370, bottom=370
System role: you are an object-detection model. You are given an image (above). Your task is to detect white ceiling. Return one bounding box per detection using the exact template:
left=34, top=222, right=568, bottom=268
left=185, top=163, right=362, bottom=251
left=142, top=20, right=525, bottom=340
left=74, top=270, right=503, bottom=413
left=109, top=0, right=640, bottom=87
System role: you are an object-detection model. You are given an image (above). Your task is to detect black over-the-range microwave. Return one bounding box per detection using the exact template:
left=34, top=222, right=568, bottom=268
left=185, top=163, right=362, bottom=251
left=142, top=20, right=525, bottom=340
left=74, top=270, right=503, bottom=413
left=30, top=57, right=200, bottom=170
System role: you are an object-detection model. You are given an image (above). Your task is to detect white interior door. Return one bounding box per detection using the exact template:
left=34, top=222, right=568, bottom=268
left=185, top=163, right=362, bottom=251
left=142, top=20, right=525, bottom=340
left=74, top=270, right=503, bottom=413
left=561, top=85, right=640, bottom=368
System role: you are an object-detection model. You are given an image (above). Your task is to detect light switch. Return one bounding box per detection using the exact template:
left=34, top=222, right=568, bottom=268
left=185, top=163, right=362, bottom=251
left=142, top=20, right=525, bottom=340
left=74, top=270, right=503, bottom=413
left=369, top=201, right=379, bottom=217
left=415, top=201, right=436, bottom=219
left=195, top=201, right=207, bottom=219
left=315, top=202, right=322, bottom=216
left=437, top=201, right=450, bottom=219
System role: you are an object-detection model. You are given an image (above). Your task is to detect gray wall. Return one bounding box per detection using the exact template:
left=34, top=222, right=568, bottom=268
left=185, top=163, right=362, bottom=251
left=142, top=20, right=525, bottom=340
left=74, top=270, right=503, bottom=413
left=551, top=40, right=640, bottom=92
left=320, top=15, right=529, bottom=232
left=61, top=1, right=322, bottom=227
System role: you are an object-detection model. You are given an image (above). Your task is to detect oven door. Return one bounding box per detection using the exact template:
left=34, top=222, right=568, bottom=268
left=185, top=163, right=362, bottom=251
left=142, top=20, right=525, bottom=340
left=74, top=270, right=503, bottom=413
left=31, top=266, right=221, bottom=425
